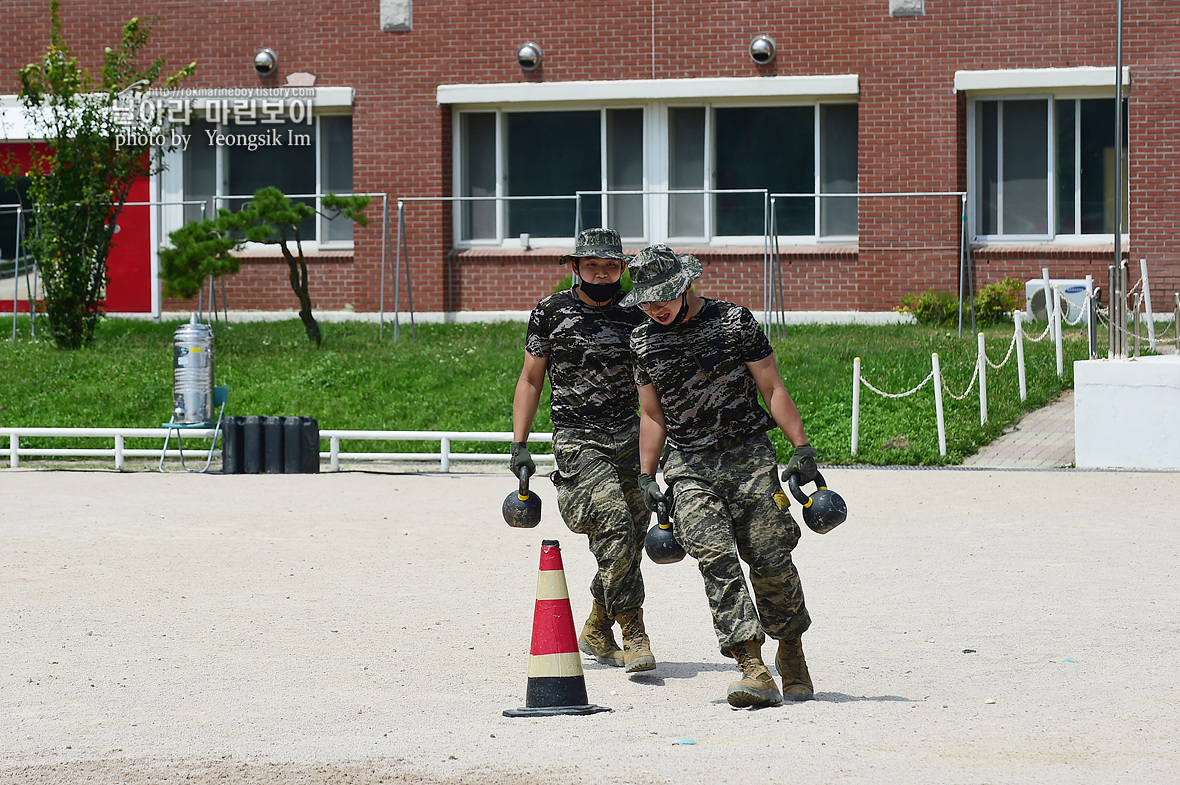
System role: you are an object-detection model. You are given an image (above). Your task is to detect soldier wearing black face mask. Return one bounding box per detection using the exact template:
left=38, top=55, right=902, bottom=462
left=510, top=228, right=656, bottom=674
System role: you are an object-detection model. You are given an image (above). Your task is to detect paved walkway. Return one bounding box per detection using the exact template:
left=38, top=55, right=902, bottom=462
left=961, top=391, right=1075, bottom=469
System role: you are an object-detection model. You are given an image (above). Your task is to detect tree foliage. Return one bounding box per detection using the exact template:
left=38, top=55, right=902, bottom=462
left=160, top=187, right=370, bottom=346
left=7, top=0, right=194, bottom=348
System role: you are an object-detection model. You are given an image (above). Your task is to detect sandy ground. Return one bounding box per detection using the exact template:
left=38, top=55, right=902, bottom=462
left=2, top=467, right=1178, bottom=784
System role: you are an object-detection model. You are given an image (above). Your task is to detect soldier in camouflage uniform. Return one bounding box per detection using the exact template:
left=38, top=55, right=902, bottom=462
left=510, top=228, right=656, bottom=673
left=622, top=244, right=821, bottom=707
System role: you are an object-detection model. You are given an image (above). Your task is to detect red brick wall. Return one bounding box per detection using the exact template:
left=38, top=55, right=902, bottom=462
left=2, top=1, right=1176, bottom=315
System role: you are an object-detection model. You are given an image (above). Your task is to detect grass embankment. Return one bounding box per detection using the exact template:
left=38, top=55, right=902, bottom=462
left=0, top=315, right=1095, bottom=466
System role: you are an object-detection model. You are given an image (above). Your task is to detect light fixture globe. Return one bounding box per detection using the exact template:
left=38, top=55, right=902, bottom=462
left=254, top=48, right=278, bottom=76
left=517, top=42, right=542, bottom=71
left=749, top=35, right=776, bottom=65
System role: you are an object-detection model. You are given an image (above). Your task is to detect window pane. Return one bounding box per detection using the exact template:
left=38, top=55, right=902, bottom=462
left=0, top=177, right=29, bottom=262
left=505, top=111, right=599, bottom=238
left=1000, top=100, right=1048, bottom=235
left=184, top=119, right=217, bottom=224
left=228, top=119, right=317, bottom=239
left=607, top=108, right=644, bottom=239
left=976, top=101, right=999, bottom=235
left=1055, top=99, right=1077, bottom=234
left=668, top=106, right=705, bottom=238
left=322, top=115, right=354, bottom=242
left=715, top=106, right=813, bottom=237
left=460, top=112, right=497, bottom=241
left=1079, top=98, right=1126, bottom=234
left=820, top=103, right=858, bottom=237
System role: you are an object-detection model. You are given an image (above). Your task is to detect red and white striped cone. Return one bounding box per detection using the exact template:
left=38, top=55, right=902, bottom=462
left=503, top=540, right=611, bottom=717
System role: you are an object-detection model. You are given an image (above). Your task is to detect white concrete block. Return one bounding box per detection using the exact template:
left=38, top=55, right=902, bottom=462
left=380, top=0, right=412, bottom=32
left=1074, top=356, right=1180, bottom=469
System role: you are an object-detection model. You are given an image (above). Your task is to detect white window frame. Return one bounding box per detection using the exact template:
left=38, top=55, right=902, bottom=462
left=441, top=75, right=858, bottom=249
left=957, top=67, right=1130, bottom=246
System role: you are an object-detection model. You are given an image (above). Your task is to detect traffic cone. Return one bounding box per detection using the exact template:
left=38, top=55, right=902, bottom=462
left=503, top=539, right=611, bottom=717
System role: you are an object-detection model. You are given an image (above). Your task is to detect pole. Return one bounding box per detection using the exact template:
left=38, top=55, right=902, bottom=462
left=977, top=332, right=988, bottom=426
left=851, top=357, right=861, bottom=457
left=932, top=353, right=946, bottom=457
left=1140, top=258, right=1156, bottom=351
left=1086, top=275, right=1097, bottom=360
left=1132, top=292, right=1141, bottom=358
left=1053, top=286, right=1064, bottom=377
left=1015, top=310, right=1027, bottom=401
left=1114, top=0, right=1125, bottom=323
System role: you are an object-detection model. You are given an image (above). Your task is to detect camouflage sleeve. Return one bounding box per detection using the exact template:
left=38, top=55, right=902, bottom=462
left=631, top=331, right=652, bottom=387
left=524, top=302, right=550, bottom=358
left=736, top=306, right=773, bottom=363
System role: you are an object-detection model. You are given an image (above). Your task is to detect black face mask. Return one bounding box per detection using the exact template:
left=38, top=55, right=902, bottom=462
left=578, top=279, right=622, bottom=303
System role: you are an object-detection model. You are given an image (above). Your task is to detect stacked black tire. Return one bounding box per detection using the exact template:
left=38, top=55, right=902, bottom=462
left=222, top=416, right=320, bottom=474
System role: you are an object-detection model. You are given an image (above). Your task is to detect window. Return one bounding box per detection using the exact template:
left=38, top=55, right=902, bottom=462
left=179, top=114, right=354, bottom=245
left=970, top=95, right=1127, bottom=240
left=454, top=99, right=858, bottom=246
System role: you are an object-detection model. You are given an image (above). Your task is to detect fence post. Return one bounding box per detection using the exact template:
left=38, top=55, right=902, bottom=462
left=1014, top=310, right=1027, bottom=401
left=441, top=436, right=451, bottom=473
left=1133, top=293, right=1141, bottom=359
left=1175, top=293, right=1179, bottom=353
left=1086, top=275, right=1097, bottom=360
left=977, top=332, right=988, bottom=426
left=115, top=434, right=125, bottom=471
left=9, top=434, right=18, bottom=468
left=932, top=353, right=946, bottom=457
left=1053, top=286, right=1064, bottom=377
left=330, top=435, right=340, bottom=472
left=1042, top=267, right=1054, bottom=341
left=1140, top=258, right=1156, bottom=351
left=851, top=357, right=861, bottom=457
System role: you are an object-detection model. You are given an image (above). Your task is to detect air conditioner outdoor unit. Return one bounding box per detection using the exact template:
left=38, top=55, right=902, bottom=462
left=1025, top=279, right=1090, bottom=323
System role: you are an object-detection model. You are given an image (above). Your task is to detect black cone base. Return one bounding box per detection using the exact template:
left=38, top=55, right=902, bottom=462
left=503, top=704, right=611, bottom=717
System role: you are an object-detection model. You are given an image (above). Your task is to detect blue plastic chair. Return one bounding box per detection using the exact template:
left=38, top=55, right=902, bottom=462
left=159, top=385, right=228, bottom=472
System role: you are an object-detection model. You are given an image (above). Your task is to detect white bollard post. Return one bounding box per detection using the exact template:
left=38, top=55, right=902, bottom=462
left=1140, top=258, right=1156, bottom=351
left=1042, top=267, right=1054, bottom=341
left=9, top=434, right=18, bottom=469
left=977, top=332, right=988, bottom=426
left=1053, top=286, right=1064, bottom=377
left=1014, top=310, right=1027, bottom=401
left=932, top=353, right=946, bottom=457
left=330, top=435, right=341, bottom=472
left=441, top=436, right=451, bottom=473
left=115, top=434, right=125, bottom=471
left=851, top=357, right=861, bottom=456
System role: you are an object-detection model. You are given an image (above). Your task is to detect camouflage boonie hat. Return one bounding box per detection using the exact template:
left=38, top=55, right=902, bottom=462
left=558, top=228, right=630, bottom=264
left=618, top=244, right=702, bottom=307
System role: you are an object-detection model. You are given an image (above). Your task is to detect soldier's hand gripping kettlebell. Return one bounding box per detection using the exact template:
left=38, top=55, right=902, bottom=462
left=786, top=470, right=847, bottom=534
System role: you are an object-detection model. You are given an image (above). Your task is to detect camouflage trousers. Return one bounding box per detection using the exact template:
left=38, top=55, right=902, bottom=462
left=664, top=433, right=811, bottom=655
left=551, top=419, right=651, bottom=618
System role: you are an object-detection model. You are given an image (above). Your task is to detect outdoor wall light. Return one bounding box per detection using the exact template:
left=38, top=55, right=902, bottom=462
left=254, top=48, right=279, bottom=76
left=749, top=35, right=776, bottom=65
left=517, top=42, right=542, bottom=71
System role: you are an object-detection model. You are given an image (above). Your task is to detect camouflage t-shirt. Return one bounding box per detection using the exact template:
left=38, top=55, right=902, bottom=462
left=631, top=299, right=775, bottom=452
left=526, top=288, right=646, bottom=430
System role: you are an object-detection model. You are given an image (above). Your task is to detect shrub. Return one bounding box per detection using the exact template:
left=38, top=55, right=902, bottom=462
left=974, top=277, right=1024, bottom=325
left=895, top=288, right=960, bottom=327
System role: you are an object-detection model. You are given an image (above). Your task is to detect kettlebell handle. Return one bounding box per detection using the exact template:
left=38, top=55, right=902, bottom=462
left=787, top=470, right=828, bottom=508
left=517, top=465, right=532, bottom=498
left=656, top=500, right=670, bottom=530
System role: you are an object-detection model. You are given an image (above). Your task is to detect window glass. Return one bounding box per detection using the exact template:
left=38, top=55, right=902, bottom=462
left=227, top=119, right=317, bottom=238
left=321, top=115, right=354, bottom=242
left=1055, top=100, right=1077, bottom=235
left=505, top=110, right=600, bottom=238
left=1000, top=100, right=1048, bottom=235
left=668, top=106, right=705, bottom=238
left=820, top=103, right=858, bottom=237
left=184, top=119, right=217, bottom=224
left=714, top=105, right=813, bottom=236
left=976, top=101, right=999, bottom=235
left=1079, top=98, right=1126, bottom=234
left=460, top=112, right=496, bottom=241
left=0, top=177, right=30, bottom=264
left=607, top=108, right=644, bottom=239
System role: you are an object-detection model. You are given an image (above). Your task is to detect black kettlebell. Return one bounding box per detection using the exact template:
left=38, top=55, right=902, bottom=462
left=786, top=470, right=847, bottom=534
left=502, top=466, right=542, bottom=528
left=645, top=500, right=685, bottom=564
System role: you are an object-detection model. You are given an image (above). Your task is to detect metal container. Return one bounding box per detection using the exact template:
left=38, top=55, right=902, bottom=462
left=171, top=314, right=215, bottom=424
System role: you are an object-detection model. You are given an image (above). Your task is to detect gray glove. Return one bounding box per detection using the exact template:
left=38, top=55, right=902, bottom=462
left=782, top=442, right=818, bottom=485
left=509, top=441, right=536, bottom=477
left=638, top=473, right=665, bottom=512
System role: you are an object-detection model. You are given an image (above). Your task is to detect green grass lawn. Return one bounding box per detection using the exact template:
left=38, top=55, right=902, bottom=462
left=0, top=314, right=1100, bottom=466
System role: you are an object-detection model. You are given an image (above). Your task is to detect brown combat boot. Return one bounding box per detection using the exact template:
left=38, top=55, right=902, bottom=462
left=775, top=635, right=814, bottom=701
left=614, top=608, right=656, bottom=672
left=727, top=640, right=783, bottom=708
left=578, top=600, right=625, bottom=667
